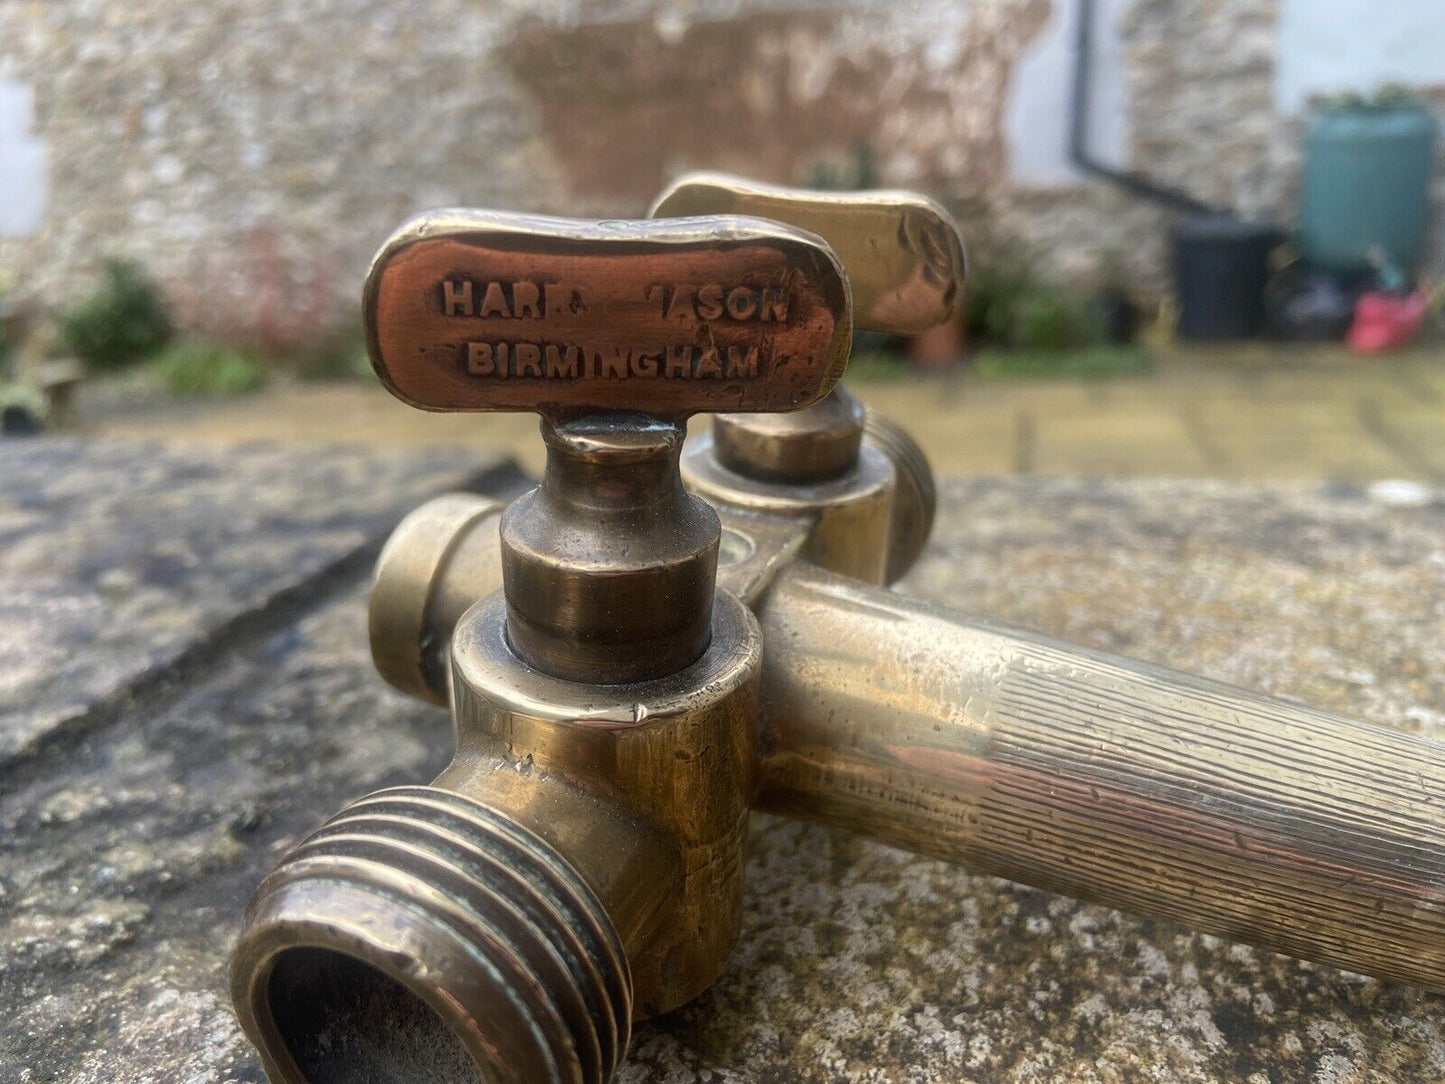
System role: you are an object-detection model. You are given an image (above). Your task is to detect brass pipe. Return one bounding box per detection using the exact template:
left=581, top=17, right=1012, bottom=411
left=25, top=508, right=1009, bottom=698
left=754, top=561, right=1445, bottom=990
left=366, top=505, right=1445, bottom=991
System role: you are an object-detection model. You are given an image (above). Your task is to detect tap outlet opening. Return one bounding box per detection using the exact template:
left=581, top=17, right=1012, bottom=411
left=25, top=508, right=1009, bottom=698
left=232, top=787, right=631, bottom=1084
left=267, top=947, right=480, bottom=1084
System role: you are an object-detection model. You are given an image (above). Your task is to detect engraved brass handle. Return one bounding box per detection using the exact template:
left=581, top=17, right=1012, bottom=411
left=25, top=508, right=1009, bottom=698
left=362, top=209, right=851, bottom=416
left=650, top=171, right=966, bottom=335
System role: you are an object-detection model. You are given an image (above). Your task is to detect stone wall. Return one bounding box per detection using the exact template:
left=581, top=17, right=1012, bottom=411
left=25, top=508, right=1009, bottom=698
left=0, top=0, right=1438, bottom=345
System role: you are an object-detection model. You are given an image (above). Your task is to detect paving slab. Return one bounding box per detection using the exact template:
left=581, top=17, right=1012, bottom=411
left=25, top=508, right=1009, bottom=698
left=86, top=354, right=1445, bottom=486
left=3, top=441, right=1445, bottom=1082
left=0, top=438, right=525, bottom=767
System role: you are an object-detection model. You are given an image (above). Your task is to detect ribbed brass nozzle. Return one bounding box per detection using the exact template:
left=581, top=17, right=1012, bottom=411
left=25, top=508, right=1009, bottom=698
left=231, top=786, right=632, bottom=1084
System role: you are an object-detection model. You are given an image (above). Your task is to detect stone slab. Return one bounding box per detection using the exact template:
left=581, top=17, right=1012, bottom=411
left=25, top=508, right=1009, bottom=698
left=0, top=437, right=523, bottom=767
left=3, top=448, right=1445, bottom=1082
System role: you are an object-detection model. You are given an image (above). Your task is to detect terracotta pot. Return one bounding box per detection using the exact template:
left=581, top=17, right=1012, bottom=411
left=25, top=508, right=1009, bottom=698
left=908, top=319, right=965, bottom=368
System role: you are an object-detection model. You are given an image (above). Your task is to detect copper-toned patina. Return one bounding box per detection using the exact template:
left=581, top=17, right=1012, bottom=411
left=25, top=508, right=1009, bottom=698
left=365, top=209, right=850, bottom=416
left=231, top=185, right=1445, bottom=1084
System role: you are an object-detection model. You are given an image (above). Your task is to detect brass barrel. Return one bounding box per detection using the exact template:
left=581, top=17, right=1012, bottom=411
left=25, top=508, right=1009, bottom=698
left=754, top=562, right=1445, bottom=990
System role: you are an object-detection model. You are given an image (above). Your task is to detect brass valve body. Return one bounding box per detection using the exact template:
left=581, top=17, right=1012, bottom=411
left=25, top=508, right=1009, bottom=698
left=232, top=589, right=761, bottom=1084
left=232, top=204, right=852, bottom=1083
left=230, top=182, right=1445, bottom=1084
left=684, top=411, right=898, bottom=584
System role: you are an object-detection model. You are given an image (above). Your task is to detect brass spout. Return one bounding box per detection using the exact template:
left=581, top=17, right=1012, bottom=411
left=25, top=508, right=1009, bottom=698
left=753, top=562, right=1445, bottom=991
left=230, top=784, right=637, bottom=1084
left=232, top=589, right=763, bottom=1084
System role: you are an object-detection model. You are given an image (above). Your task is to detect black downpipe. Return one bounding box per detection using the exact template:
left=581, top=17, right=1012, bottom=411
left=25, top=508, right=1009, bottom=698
left=1069, top=0, right=1217, bottom=216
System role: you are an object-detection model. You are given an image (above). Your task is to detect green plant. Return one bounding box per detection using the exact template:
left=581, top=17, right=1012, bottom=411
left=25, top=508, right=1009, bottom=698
left=0, top=381, right=47, bottom=435
left=1013, top=289, right=1104, bottom=351
left=1318, top=84, right=1427, bottom=112
left=0, top=380, right=47, bottom=415
left=965, top=258, right=1104, bottom=352
left=288, top=330, right=374, bottom=382
left=845, top=349, right=912, bottom=383
left=963, top=258, right=1036, bottom=344
left=151, top=340, right=268, bottom=397
left=61, top=259, right=173, bottom=370
left=0, top=315, right=12, bottom=381
left=807, top=143, right=879, bottom=191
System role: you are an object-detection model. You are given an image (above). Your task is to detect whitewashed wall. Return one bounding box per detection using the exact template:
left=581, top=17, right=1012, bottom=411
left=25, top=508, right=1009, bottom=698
left=1277, top=0, right=1445, bottom=114
left=1005, top=0, right=1130, bottom=186
left=1005, top=0, right=1443, bottom=191
left=0, top=79, right=47, bottom=237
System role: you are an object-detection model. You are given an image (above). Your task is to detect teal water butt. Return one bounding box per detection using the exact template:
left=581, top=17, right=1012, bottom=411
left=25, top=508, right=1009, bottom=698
left=1301, top=105, right=1438, bottom=273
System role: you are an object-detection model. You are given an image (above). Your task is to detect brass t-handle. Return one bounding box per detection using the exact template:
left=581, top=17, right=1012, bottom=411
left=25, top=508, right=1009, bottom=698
left=362, top=208, right=851, bottom=417
left=363, top=209, right=854, bottom=683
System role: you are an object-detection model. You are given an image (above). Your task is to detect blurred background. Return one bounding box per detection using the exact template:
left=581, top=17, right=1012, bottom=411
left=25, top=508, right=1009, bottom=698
left=1, top=0, right=1442, bottom=484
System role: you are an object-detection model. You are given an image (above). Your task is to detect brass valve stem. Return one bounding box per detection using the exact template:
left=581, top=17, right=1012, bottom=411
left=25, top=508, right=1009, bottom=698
left=500, top=413, right=718, bottom=684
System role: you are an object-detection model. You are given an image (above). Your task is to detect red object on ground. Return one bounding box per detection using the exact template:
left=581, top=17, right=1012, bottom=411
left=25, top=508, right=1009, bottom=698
left=1347, top=290, right=1428, bottom=353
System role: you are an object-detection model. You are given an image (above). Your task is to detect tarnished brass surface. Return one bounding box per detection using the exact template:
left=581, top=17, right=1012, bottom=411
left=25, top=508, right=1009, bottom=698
left=360, top=502, right=1445, bottom=996
left=364, top=209, right=852, bottom=416
left=369, top=492, right=505, bottom=703
left=860, top=409, right=937, bottom=583
left=654, top=176, right=955, bottom=582
left=230, top=785, right=635, bottom=1084
left=232, top=590, right=762, bottom=1084
left=686, top=390, right=937, bottom=586
left=445, top=590, right=761, bottom=1015
left=753, top=561, right=1445, bottom=991
left=649, top=172, right=966, bottom=335
left=684, top=429, right=896, bottom=584
left=713, top=385, right=866, bottom=483
left=500, top=414, right=719, bottom=684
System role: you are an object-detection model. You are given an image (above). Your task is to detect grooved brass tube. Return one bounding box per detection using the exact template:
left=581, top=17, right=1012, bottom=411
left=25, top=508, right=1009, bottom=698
left=754, top=562, right=1445, bottom=990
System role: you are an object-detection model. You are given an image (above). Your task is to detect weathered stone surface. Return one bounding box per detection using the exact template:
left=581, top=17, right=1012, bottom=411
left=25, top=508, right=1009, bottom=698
left=0, top=437, right=521, bottom=765
left=3, top=452, right=1444, bottom=1082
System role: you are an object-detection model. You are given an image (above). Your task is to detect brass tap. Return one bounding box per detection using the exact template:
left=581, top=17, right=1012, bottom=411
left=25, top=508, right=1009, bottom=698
left=231, top=182, right=1445, bottom=1084
left=231, top=207, right=850, bottom=1083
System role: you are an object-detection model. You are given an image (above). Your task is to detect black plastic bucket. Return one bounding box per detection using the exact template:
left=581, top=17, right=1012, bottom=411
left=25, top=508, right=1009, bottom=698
left=1172, top=215, right=1283, bottom=340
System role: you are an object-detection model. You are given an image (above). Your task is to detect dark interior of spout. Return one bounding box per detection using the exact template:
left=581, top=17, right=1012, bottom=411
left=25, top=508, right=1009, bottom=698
left=267, top=947, right=482, bottom=1084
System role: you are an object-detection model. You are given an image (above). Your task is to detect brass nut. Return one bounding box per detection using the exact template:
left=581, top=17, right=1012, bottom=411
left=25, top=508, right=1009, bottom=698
left=683, top=426, right=898, bottom=585
left=713, top=387, right=867, bottom=483
left=369, top=492, right=505, bottom=703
